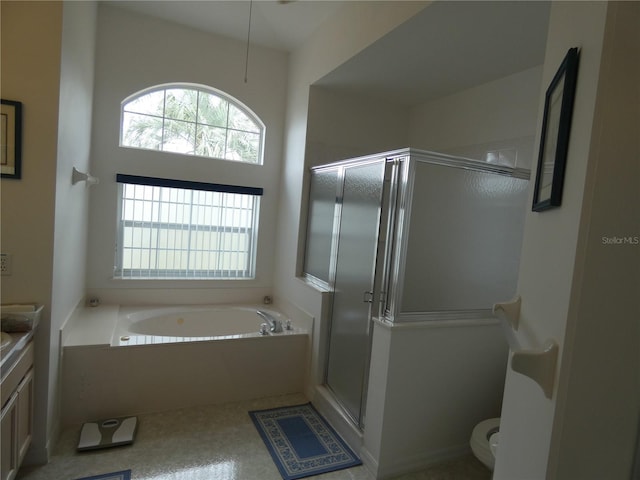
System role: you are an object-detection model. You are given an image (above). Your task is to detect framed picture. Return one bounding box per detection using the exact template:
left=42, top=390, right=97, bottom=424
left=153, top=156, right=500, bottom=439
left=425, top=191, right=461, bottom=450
left=1, top=99, right=23, bottom=179
left=532, top=48, right=579, bottom=212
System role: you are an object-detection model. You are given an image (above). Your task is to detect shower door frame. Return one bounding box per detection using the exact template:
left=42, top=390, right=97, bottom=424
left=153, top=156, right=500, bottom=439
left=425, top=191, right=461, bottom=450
left=311, top=154, right=399, bottom=430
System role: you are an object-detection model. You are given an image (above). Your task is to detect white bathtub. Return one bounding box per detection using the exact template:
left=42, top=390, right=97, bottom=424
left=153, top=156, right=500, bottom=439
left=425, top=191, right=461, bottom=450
left=113, top=305, right=294, bottom=345
left=62, top=304, right=310, bottom=426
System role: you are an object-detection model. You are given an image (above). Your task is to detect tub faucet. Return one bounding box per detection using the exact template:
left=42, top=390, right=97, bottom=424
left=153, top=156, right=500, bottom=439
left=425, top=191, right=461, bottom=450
left=257, top=310, right=283, bottom=333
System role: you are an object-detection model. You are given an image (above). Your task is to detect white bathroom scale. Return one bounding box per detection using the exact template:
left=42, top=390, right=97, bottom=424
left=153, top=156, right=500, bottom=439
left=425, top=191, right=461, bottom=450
left=77, top=416, right=138, bottom=451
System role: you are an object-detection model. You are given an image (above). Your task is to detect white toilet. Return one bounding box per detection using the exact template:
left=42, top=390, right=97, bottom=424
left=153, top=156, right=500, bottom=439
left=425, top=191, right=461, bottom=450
left=470, top=417, right=500, bottom=471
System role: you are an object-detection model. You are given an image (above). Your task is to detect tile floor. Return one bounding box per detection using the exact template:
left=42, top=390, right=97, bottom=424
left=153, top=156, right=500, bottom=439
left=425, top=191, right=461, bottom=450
left=17, top=394, right=491, bottom=480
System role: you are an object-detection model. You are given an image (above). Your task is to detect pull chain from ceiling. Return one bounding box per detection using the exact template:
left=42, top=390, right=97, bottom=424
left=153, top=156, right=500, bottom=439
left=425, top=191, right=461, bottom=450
left=244, top=0, right=253, bottom=83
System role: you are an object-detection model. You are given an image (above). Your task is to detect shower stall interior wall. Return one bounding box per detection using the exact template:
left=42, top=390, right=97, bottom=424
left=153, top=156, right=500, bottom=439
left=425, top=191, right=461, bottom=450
left=303, top=148, right=529, bottom=460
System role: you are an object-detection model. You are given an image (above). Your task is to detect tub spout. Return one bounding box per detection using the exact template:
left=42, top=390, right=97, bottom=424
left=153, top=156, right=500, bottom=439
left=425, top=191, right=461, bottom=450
left=256, top=310, right=282, bottom=333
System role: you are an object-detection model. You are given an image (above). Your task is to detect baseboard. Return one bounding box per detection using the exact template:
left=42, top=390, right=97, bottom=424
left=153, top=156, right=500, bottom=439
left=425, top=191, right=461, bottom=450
left=304, top=383, right=316, bottom=403
left=22, top=442, right=49, bottom=467
left=376, top=444, right=471, bottom=479
left=311, top=385, right=363, bottom=455
left=359, top=446, right=380, bottom=478
left=23, top=415, right=62, bottom=466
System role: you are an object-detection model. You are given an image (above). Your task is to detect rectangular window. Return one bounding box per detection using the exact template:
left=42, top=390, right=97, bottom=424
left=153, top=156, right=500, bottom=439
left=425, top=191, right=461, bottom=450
left=115, top=174, right=262, bottom=279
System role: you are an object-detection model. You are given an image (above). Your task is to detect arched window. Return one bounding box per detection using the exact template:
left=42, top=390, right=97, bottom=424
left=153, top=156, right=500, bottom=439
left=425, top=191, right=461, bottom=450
left=120, top=84, right=264, bottom=164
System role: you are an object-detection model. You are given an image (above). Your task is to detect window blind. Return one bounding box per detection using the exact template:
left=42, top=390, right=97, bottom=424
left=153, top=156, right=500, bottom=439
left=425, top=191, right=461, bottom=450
left=115, top=174, right=260, bottom=279
left=116, top=174, right=263, bottom=196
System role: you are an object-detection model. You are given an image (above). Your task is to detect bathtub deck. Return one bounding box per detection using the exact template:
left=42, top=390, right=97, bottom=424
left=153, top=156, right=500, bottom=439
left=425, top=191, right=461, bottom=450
left=63, top=304, right=119, bottom=347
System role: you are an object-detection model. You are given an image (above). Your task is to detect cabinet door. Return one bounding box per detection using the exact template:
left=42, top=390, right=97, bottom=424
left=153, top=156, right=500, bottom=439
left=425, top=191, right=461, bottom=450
left=1, top=392, right=18, bottom=480
left=16, top=369, right=33, bottom=465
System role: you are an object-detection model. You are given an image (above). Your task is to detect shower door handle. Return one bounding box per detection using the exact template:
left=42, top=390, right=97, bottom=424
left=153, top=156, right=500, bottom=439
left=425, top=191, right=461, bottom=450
left=363, top=291, right=374, bottom=303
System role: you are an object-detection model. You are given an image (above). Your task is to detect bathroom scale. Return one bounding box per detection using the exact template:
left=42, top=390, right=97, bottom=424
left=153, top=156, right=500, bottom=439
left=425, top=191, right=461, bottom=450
left=77, top=416, right=138, bottom=451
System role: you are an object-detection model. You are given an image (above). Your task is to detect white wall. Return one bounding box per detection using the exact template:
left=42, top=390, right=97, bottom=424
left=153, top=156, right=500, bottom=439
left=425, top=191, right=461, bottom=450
left=409, top=66, right=543, bottom=170
left=306, top=86, right=410, bottom=166
left=48, top=0, right=98, bottom=461
left=1, top=1, right=62, bottom=464
left=495, top=2, right=639, bottom=479
left=86, top=5, right=288, bottom=305
left=365, top=320, right=508, bottom=478
left=0, top=3, right=60, bottom=305
left=0, top=0, right=97, bottom=463
left=546, top=2, right=639, bottom=478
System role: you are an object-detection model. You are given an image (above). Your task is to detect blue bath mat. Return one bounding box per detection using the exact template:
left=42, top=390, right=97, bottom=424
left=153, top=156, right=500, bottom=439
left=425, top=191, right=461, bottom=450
left=75, top=470, right=131, bottom=480
left=249, top=403, right=361, bottom=480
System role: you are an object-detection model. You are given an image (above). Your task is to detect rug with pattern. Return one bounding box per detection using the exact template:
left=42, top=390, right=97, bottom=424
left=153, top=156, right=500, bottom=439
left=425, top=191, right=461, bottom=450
left=249, top=403, right=362, bottom=480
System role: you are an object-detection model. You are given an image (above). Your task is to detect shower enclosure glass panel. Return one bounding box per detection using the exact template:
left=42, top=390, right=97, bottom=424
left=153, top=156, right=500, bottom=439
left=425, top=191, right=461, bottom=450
left=303, top=169, right=339, bottom=284
left=326, top=160, right=385, bottom=426
left=401, top=162, right=529, bottom=311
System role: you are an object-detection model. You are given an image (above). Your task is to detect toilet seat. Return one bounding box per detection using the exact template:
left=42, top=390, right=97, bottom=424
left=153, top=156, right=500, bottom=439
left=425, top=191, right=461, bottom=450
left=489, top=431, right=499, bottom=457
left=470, top=417, right=500, bottom=471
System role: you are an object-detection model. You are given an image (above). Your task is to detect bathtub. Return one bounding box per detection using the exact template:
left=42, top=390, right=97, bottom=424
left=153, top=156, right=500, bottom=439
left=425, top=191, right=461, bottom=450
left=61, top=304, right=310, bottom=426
left=113, top=305, right=295, bottom=346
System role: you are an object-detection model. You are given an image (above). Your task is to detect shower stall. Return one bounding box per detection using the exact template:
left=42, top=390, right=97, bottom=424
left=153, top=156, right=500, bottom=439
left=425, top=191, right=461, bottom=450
left=303, top=148, right=529, bottom=429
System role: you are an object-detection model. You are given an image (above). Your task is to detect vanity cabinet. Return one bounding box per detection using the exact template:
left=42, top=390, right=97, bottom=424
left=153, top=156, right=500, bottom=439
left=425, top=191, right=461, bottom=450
left=1, top=341, right=34, bottom=480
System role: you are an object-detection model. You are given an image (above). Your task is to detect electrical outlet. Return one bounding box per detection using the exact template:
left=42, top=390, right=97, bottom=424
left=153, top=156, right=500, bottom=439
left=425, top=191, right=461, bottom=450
left=1, top=253, right=12, bottom=276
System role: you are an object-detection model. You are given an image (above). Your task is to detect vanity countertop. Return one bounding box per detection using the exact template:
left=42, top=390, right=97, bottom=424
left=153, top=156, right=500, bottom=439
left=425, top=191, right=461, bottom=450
left=1, top=329, right=35, bottom=378
left=1, top=304, right=41, bottom=377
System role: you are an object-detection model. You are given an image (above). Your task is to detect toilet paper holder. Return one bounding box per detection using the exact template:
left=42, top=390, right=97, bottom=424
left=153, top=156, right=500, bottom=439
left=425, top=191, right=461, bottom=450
left=493, top=296, right=558, bottom=399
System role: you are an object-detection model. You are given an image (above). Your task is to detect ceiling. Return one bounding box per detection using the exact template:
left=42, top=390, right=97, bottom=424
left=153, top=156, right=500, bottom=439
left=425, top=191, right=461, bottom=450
left=108, top=0, right=551, bottom=106
left=316, top=1, right=551, bottom=105
left=110, top=0, right=344, bottom=52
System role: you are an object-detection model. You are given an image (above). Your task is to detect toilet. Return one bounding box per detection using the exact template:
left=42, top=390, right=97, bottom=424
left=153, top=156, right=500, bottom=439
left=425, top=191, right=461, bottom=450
left=470, top=417, right=500, bottom=471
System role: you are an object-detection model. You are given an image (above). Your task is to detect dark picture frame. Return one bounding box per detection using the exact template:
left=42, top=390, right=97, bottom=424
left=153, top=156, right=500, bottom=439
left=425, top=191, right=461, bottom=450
left=1, top=99, right=23, bottom=179
left=532, top=48, right=579, bottom=212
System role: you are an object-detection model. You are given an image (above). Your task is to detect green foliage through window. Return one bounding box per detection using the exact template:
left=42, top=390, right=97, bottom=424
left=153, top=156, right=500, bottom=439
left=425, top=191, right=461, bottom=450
left=121, top=85, right=264, bottom=164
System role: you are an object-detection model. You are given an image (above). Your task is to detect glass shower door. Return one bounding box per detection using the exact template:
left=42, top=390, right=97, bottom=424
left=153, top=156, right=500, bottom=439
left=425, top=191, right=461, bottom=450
left=326, top=160, right=386, bottom=427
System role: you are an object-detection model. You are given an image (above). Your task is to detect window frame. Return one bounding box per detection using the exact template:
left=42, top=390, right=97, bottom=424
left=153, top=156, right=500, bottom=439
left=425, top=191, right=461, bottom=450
left=120, top=83, right=266, bottom=165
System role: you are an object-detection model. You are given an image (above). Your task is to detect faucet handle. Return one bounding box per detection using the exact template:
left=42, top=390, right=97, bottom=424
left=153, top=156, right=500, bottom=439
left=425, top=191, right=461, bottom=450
left=273, top=319, right=284, bottom=333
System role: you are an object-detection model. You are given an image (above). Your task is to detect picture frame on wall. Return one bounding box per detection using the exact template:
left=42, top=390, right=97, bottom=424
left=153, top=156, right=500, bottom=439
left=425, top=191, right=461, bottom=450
left=532, top=47, right=580, bottom=212
left=1, top=99, right=23, bottom=179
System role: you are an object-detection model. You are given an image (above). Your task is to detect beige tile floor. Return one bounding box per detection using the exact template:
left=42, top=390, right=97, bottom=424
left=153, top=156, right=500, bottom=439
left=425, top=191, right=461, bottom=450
left=17, top=394, right=491, bottom=480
